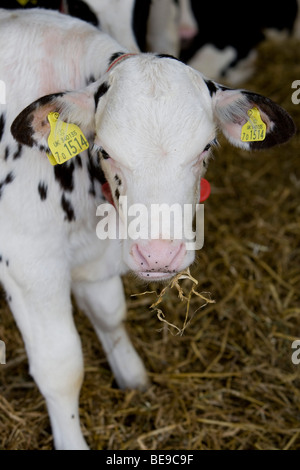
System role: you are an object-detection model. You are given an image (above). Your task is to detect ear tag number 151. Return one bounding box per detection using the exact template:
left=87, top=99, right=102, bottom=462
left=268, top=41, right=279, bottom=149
left=47, top=112, right=89, bottom=165
left=241, top=107, right=266, bottom=142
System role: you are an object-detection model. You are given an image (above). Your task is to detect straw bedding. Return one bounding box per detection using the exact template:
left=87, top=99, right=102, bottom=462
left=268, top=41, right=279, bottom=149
left=0, top=37, right=300, bottom=450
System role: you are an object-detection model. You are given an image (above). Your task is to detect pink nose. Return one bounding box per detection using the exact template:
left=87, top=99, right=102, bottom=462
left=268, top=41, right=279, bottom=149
left=131, top=240, right=186, bottom=279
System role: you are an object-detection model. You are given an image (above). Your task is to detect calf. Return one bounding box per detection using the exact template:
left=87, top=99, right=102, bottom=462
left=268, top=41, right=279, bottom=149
left=1, top=0, right=197, bottom=57
left=0, top=8, right=295, bottom=449
left=185, top=0, right=300, bottom=84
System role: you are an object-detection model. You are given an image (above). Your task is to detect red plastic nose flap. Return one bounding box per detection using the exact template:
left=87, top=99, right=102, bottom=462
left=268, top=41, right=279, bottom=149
left=200, top=178, right=211, bottom=202
left=101, top=178, right=211, bottom=206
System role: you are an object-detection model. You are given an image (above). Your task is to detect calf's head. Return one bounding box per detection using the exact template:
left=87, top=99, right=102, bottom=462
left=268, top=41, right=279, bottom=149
left=11, top=55, right=295, bottom=280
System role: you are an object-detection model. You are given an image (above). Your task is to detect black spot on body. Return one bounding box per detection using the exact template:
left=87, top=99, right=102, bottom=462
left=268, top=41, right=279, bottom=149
left=87, top=150, right=106, bottom=197
left=4, top=146, right=9, bottom=161
left=39, top=144, right=50, bottom=154
left=94, top=82, right=110, bottom=109
left=0, top=171, right=14, bottom=199
left=86, top=75, right=96, bottom=86
left=38, top=182, right=48, bottom=201
left=68, top=0, right=99, bottom=26
left=6, top=260, right=9, bottom=267
left=114, top=174, right=122, bottom=186
left=205, top=80, right=218, bottom=96
left=132, top=0, right=151, bottom=51
left=0, top=114, right=5, bottom=142
left=13, top=144, right=22, bottom=160
left=74, top=155, right=83, bottom=168
left=115, top=188, right=120, bottom=200
left=54, top=162, right=75, bottom=192
left=108, top=52, right=127, bottom=66
left=61, top=194, right=76, bottom=222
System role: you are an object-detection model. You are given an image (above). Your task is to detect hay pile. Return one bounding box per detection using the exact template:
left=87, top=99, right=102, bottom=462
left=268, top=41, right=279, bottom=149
left=1, top=38, right=300, bottom=450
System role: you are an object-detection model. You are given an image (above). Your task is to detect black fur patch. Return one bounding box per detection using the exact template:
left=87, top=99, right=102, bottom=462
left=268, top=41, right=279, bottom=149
left=87, top=150, right=106, bottom=196
left=242, top=91, right=296, bottom=149
left=68, top=0, right=99, bottom=26
left=94, top=82, right=110, bottom=109
left=114, top=174, right=122, bottom=186
left=61, top=194, right=76, bottom=222
left=86, top=74, right=96, bottom=86
left=0, top=114, right=5, bottom=142
left=108, top=52, right=127, bottom=66
left=11, top=92, right=64, bottom=147
left=204, top=80, right=218, bottom=96
left=38, top=182, right=48, bottom=201
left=54, top=161, right=75, bottom=192
left=0, top=171, right=14, bottom=199
left=132, top=0, right=151, bottom=51
left=115, top=188, right=120, bottom=200
left=13, top=144, right=23, bottom=160
left=74, top=155, right=83, bottom=168
left=4, top=146, right=9, bottom=161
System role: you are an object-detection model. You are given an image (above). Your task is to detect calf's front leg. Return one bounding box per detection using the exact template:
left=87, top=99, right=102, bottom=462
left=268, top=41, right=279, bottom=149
left=72, top=275, right=149, bottom=391
left=2, top=261, right=88, bottom=450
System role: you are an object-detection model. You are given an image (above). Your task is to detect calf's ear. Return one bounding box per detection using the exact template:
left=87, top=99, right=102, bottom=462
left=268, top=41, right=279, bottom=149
left=11, top=80, right=110, bottom=150
left=210, top=84, right=296, bottom=150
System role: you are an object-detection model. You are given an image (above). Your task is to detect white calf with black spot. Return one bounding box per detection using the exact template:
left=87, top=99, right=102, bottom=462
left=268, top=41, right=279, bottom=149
left=0, top=8, right=295, bottom=449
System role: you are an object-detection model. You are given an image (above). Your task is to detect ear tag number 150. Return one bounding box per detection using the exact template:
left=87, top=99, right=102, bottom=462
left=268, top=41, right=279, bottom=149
left=47, top=112, right=89, bottom=165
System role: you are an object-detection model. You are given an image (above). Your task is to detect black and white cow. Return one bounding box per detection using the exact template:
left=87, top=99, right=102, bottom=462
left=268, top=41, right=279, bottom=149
left=184, top=0, right=300, bottom=84
left=0, top=8, right=295, bottom=449
left=0, top=0, right=197, bottom=56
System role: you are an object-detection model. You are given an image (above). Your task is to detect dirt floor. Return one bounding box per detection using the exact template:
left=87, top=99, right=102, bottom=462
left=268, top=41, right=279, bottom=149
left=0, top=37, right=300, bottom=450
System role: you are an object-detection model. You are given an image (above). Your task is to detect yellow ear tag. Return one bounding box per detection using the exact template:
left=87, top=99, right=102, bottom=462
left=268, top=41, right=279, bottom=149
left=241, top=107, right=267, bottom=142
left=46, top=112, right=89, bottom=165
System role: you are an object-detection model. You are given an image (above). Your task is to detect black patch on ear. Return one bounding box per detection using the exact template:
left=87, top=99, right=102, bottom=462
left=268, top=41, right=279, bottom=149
left=38, top=182, right=48, bottom=201
left=204, top=80, right=218, bottom=96
left=13, top=144, right=22, bottom=160
left=11, top=92, right=64, bottom=147
left=0, top=114, right=5, bottom=142
left=108, top=52, right=127, bottom=66
left=94, top=82, right=110, bottom=109
left=54, top=161, right=75, bottom=192
left=241, top=92, right=296, bottom=149
left=61, top=194, right=76, bottom=222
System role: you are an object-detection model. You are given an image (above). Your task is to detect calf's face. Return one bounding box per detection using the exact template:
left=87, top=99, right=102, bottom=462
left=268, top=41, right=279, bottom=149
left=11, top=55, right=295, bottom=280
